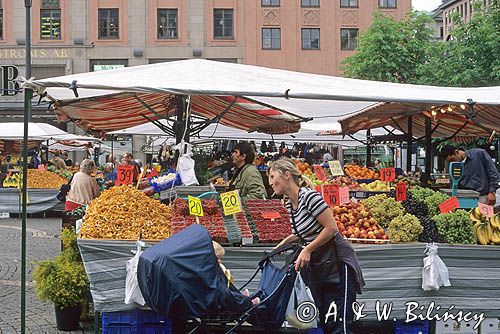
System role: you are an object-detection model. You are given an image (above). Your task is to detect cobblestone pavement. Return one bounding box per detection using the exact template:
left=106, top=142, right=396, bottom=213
left=0, top=217, right=88, bottom=334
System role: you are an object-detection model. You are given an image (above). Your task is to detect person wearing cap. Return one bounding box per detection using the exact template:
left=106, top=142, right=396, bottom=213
left=439, top=145, right=500, bottom=205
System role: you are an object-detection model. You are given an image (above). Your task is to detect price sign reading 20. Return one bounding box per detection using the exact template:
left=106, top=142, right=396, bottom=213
left=116, top=165, right=134, bottom=185
left=220, top=190, right=242, bottom=215
left=188, top=195, right=204, bottom=217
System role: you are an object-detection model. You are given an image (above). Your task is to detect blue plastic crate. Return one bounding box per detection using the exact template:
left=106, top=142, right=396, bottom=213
left=395, top=320, right=429, bottom=334
left=103, top=323, right=171, bottom=334
left=102, top=309, right=170, bottom=327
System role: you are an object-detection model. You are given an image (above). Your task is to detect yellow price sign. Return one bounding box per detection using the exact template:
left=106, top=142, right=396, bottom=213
left=328, top=160, right=344, bottom=176
left=220, top=190, right=242, bottom=216
left=188, top=195, right=204, bottom=217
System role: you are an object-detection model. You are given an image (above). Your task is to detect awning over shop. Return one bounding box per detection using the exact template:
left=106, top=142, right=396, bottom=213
left=339, top=102, right=500, bottom=143
left=26, top=59, right=500, bottom=135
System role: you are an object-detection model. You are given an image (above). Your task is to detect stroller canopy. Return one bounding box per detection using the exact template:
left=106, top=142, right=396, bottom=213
left=137, top=224, right=251, bottom=319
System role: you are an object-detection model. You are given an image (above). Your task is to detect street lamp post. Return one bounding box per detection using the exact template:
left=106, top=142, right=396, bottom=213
left=21, top=1, right=32, bottom=333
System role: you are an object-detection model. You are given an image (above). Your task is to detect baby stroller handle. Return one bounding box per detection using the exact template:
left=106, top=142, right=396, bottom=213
left=259, top=243, right=300, bottom=267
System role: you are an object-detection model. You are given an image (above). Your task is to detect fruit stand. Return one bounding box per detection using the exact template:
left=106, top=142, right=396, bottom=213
left=0, top=169, right=68, bottom=213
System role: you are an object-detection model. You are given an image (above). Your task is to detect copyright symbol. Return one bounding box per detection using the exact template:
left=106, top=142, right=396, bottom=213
left=296, top=301, right=317, bottom=323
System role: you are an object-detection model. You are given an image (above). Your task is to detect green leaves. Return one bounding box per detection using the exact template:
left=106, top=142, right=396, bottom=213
left=342, top=3, right=500, bottom=87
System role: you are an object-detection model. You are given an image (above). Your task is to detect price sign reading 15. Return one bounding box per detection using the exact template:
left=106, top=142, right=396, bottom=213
left=116, top=165, right=134, bottom=185
left=188, top=195, right=204, bottom=217
left=220, top=190, right=242, bottom=215
left=380, top=168, right=396, bottom=182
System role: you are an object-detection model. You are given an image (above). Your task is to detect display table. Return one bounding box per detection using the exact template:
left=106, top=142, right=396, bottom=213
left=78, top=240, right=500, bottom=319
left=0, top=188, right=62, bottom=213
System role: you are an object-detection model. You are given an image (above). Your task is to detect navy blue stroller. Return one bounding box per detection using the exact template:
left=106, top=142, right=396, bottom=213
left=137, top=224, right=300, bottom=333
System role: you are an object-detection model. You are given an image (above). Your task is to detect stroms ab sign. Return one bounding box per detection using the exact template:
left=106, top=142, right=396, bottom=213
left=0, top=65, right=20, bottom=96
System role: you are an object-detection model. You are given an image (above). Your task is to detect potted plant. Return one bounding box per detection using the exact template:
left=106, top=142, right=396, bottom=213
left=33, top=228, right=89, bottom=331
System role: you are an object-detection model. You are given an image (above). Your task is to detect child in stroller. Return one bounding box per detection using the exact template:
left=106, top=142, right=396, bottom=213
left=137, top=224, right=300, bottom=333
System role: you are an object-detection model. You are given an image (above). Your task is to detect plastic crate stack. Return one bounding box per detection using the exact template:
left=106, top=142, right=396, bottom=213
left=102, top=309, right=172, bottom=334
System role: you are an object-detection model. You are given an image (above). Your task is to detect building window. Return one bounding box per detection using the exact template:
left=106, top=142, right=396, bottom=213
left=302, top=0, right=320, bottom=7
left=379, top=0, right=396, bottom=8
left=302, top=28, right=320, bottom=50
left=340, top=0, right=358, bottom=7
left=40, top=9, right=61, bottom=39
left=157, top=9, right=178, bottom=39
left=262, top=0, right=280, bottom=6
left=98, top=8, right=119, bottom=39
left=341, top=28, right=358, bottom=50
left=262, top=28, right=280, bottom=49
left=213, top=9, right=234, bottom=39
left=464, top=3, right=468, bottom=16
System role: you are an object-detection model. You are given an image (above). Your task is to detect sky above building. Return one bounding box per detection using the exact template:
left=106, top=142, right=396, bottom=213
left=412, top=0, right=442, bottom=11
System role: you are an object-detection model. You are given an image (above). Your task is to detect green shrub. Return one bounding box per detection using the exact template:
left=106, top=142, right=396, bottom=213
left=33, top=228, right=88, bottom=308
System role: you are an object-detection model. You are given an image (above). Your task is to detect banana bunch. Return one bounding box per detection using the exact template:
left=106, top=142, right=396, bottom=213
left=2, top=173, right=22, bottom=188
left=470, top=208, right=500, bottom=245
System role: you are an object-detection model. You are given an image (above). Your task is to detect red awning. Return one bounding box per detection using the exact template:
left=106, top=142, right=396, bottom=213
left=339, top=102, right=500, bottom=142
left=52, top=92, right=304, bottom=135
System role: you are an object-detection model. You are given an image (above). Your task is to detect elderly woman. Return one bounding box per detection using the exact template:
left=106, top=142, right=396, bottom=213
left=65, top=159, right=100, bottom=211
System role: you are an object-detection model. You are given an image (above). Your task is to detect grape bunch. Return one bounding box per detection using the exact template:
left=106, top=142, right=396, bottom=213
left=362, top=194, right=405, bottom=228
left=386, top=213, right=423, bottom=243
left=434, top=210, right=476, bottom=244
left=418, top=217, right=446, bottom=243
left=401, top=193, right=429, bottom=218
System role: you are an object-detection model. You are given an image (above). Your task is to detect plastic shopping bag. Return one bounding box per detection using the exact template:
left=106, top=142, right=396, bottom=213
left=285, top=272, right=318, bottom=329
left=125, top=240, right=146, bottom=305
left=177, top=154, right=199, bottom=186
left=422, top=243, right=451, bottom=291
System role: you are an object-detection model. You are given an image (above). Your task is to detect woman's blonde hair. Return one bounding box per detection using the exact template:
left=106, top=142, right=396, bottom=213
left=267, top=158, right=313, bottom=188
left=80, top=159, right=96, bottom=175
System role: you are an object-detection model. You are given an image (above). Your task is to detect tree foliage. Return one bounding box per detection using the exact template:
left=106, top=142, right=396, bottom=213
left=416, top=2, right=500, bottom=87
left=341, top=11, right=433, bottom=83
left=341, top=3, right=500, bottom=87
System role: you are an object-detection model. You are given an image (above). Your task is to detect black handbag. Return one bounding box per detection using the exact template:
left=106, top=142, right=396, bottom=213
left=290, top=207, right=340, bottom=285
left=56, top=175, right=73, bottom=202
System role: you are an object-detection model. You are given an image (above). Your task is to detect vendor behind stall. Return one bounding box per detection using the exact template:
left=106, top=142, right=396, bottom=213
left=439, top=145, right=500, bottom=205
left=229, top=141, right=267, bottom=200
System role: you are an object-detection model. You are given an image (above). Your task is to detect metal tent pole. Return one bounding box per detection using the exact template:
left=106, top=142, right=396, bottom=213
left=366, top=129, right=371, bottom=167
left=424, top=117, right=432, bottom=184
left=21, top=2, right=33, bottom=333
left=407, top=116, right=413, bottom=172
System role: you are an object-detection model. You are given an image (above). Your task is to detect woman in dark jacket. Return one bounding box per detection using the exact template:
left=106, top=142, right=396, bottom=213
left=268, top=158, right=364, bottom=334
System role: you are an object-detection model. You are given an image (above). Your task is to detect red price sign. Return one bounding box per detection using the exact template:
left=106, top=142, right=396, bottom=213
left=439, top=196, right=460, bottom=214
left=323, top=185, right=340, bottom=207
left=396, top=182, right=407, bottom=202
left=380, top=168, right=396, bottom=182
left=478, top=202, right=494, bottom=218
left=313, top=165, right=327, bottom=181
left=339, top=186, right=350, bottom=205
left=262, top=212, right=281, bottom=219
left=146, top=168, right=159, bottom=180
left=116, top=165, right=134, bottom=185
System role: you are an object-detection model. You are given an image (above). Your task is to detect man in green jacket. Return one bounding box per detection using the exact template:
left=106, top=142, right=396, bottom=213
left=229, top=142, right=267, bottom=200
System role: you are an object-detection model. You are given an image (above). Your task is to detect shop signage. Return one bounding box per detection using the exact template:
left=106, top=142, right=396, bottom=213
left=380, top=167, right=396, bottom=182
left=0, top=65, right=20, bottom=96
left=93, top=64, right=125, bottom=71
left=439, top=196, right=459, bottom=214
left=339, top=186, right=350, bottom=205
left=328, top=160, right=344, bottom=176
left=0, top=49, right=69, bottom=59
left=188, top=195, right=204, bottom=217
left=477, top=202, right=494, bottom=218
left=116, top=165, right=134, bottom=185
left=313, top=164, right=327, bottom=181
left=396, top=182, right=407, bottom=202
left=323, top=184, right=340, bottom=207
left=220, top=190, right=242, bottom=215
